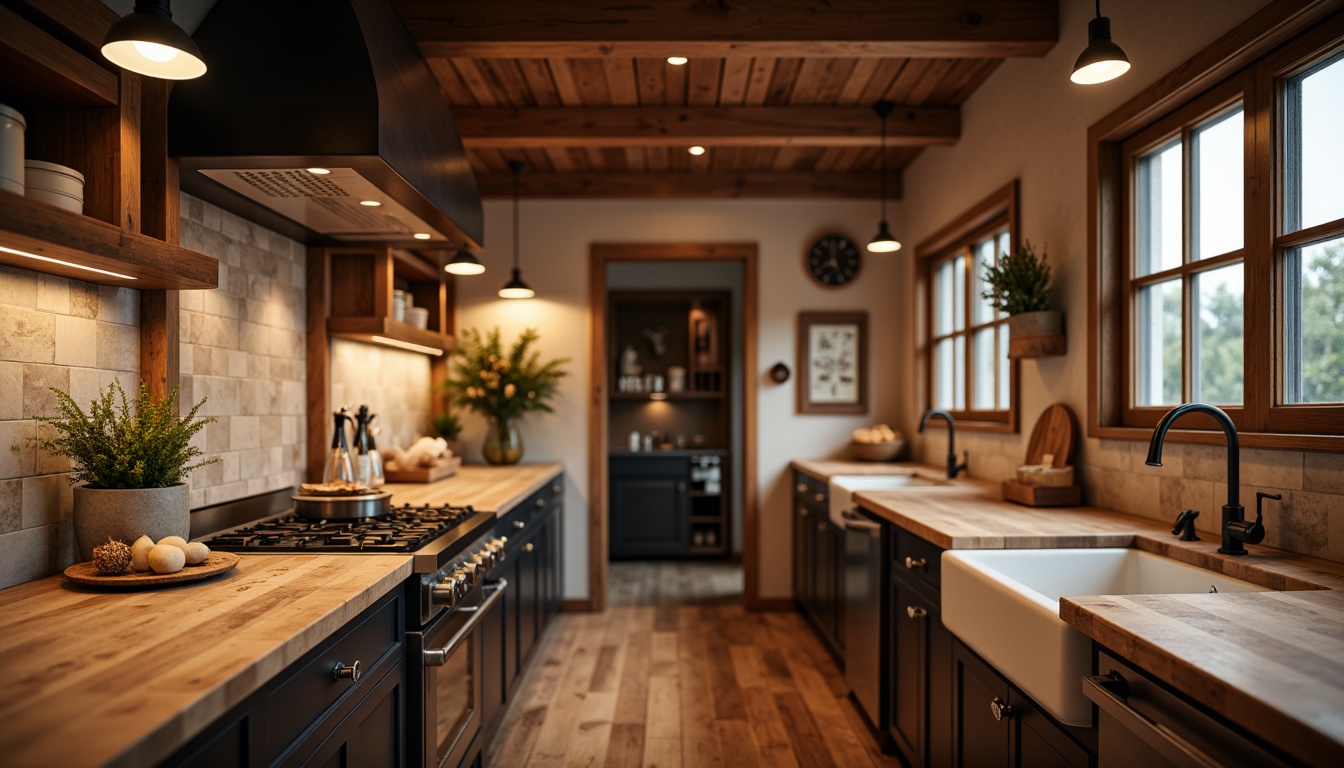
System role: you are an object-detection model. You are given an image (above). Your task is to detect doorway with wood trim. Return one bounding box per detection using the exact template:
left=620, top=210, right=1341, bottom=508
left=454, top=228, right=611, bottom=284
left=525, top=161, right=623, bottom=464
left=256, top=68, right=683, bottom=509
left=588, top=243, right=759, bottom=612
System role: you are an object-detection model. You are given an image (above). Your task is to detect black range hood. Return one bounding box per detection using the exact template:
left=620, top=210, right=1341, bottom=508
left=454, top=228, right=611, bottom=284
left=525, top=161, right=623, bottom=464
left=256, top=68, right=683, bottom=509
left=168, top=0, right=482, bottom=249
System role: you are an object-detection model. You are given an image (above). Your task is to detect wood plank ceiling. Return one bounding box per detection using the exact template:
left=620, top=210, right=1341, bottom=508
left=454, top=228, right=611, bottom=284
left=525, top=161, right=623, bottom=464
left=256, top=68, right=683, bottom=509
left=391, top=1, right=1061, bottom=199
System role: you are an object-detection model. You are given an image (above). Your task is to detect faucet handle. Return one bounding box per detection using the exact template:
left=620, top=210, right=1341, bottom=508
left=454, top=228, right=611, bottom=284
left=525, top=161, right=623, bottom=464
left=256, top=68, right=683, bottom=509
left=1228, top=493, right=1278, bottom=546
left=1171, top=509, right=1200, bottom=541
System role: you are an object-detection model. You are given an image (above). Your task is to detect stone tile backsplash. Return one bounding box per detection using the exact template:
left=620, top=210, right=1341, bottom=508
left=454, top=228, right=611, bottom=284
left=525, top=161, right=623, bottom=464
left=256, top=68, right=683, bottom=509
left=0, top=265, right=139, bottom=588
left=330, top=338, right=434, bottom=454
left=918, top=428, right=1344, bottom=564
left=0, top=195, right=308, bottom=590
left=178, top=194, right=307, bottom=509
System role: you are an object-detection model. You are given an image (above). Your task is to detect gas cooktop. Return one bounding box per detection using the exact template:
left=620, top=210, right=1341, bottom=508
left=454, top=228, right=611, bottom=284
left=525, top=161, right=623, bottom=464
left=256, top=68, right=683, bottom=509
left=205, top=503, right=496, bottom=573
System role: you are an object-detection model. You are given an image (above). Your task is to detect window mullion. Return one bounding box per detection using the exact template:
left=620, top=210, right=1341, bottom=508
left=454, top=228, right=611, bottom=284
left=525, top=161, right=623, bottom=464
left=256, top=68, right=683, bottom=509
left=1246, top=64, right=1274, bottom=430
left=1181, top=125, right=1195, bottom=403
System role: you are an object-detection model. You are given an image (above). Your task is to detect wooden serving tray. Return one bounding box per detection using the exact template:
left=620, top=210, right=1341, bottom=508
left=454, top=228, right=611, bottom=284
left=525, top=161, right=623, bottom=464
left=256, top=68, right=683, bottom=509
left=64, top=551, right=240, bottom=588
left=1001, top=480, right=1082, bottom=508
left=383, top=456, right=461, bottom=483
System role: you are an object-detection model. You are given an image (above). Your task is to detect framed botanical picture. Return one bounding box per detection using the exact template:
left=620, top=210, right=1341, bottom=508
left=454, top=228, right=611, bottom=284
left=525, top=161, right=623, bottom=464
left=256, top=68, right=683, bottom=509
left=797, top=311, right=868, bottom=414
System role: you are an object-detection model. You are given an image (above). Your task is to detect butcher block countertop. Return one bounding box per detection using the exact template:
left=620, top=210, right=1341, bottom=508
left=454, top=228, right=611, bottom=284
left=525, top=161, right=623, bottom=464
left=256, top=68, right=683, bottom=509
left=850, top=479, right=1344, bottom=766
left=383, top=461, right=563, bottom=511
left=0, top=554, right=412, bottom=768
left=790, top=458, right=942, bottom=481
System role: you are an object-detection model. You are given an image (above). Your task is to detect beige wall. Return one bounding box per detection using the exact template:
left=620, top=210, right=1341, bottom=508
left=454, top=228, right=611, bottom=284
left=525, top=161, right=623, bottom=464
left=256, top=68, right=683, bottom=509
left=456, top=199, right=908, bottom=600
left=901, top=0, right=1344, bottom=563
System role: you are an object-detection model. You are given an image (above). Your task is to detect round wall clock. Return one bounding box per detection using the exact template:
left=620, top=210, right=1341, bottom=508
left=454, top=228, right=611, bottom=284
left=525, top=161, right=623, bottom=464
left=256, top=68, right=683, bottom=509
left=806, top=234, right=861, bottom=287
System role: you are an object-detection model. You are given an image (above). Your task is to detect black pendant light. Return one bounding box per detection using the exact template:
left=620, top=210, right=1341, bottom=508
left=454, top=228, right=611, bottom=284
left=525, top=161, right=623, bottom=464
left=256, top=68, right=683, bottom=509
left=445, top=250, right=485, bottom=276
left=868, top=101, right=901, bottom=253
left=498, top=161, right=535, bottom=299
left=101, top=0, right=207, bottom=80
left=1071, top=0, right=1130, bottom=84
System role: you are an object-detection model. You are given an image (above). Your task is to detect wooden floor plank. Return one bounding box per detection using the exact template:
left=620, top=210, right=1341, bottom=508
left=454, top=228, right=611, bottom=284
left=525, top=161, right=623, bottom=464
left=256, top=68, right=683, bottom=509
left=486, top=561, right=887, bottom=768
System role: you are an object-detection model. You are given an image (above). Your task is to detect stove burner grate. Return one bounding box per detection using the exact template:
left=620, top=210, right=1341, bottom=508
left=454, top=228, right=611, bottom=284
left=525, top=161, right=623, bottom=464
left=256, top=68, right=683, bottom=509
left=206, top=503, right=477, bottom=553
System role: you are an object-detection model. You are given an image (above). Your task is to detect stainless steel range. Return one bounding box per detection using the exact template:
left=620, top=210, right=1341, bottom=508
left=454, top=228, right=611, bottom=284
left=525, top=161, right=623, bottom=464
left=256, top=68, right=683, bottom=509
left=204, top=500, right=509, bottom=768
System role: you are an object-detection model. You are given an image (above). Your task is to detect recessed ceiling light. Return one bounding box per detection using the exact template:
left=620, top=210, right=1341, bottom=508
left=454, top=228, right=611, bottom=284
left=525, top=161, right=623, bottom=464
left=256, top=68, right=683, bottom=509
left=413, top=233, right=432, bottom=240
left=667, top=56, right=688, bottom=66
left=688, top=146, right=706, bottom=156
left=359, top=200, right=381, bottom=207
left=307, top=167, right=331, bottom=175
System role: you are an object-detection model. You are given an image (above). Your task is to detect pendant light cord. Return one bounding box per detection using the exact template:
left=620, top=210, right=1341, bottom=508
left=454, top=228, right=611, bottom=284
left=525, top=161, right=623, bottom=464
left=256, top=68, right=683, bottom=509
left=510, top=160, right=523, bottom=271
left=1095, top=0, right=1102, bottom=19
left=879, top=109, right=888, bottom=220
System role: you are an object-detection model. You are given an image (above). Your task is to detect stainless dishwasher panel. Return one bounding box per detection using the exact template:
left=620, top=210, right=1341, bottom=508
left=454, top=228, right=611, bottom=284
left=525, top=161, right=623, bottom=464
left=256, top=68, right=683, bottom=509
left=843, top=506, right=885, bottom=730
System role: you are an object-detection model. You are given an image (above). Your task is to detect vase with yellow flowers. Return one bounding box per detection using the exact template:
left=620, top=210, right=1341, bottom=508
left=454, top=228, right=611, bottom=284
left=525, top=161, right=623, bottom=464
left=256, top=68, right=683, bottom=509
left=441, top=327, right=568, bottom=465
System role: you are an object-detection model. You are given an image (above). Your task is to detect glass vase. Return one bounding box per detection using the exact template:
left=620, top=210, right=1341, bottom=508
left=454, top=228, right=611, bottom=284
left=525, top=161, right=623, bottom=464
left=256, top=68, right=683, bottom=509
left=482, top=417, right=524, bottom=465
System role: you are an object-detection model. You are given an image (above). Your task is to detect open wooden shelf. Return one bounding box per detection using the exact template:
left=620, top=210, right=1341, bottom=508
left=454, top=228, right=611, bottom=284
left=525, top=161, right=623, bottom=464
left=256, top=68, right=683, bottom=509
left=609, top=390, right=723, bottom=400
left=0, top=4, right=118, bottom=106
left=327, top=316, right=454, bottom=355
left=0, top=190, right=218, bottom=289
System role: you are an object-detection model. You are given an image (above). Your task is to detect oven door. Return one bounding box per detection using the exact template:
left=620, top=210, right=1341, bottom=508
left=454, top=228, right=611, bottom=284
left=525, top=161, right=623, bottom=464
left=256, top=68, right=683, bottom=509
left=410, top=578, right=508, bottom=768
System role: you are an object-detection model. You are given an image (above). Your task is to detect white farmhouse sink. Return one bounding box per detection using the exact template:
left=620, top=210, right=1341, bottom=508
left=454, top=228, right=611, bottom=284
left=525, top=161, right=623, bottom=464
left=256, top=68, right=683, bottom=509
left=942, top=548, right=1270, bottom=726
left=828, top=473, right=950, bottom=526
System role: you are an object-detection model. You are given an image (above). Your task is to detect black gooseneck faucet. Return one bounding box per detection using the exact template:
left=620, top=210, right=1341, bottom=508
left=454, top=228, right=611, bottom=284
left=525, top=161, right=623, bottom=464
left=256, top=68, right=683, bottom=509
left=919, top=408, right=968, bottom=479
left=1145, top=403, right=1258, bottom=555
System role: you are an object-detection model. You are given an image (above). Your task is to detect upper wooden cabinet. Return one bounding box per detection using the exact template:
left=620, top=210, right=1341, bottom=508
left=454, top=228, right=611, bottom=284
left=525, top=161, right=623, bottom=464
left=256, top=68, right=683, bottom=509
left=0, top=0, right=219, bottom=290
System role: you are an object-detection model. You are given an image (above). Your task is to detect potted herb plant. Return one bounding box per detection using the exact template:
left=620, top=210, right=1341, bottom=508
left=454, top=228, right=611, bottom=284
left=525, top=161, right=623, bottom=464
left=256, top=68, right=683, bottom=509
left=432, top=412, right=463, bottom=456
left=30, top=380, right=217, bottom=560
left=982, top=239, right=1066, bottom=358
left=441, top=327, right=568, bottom=465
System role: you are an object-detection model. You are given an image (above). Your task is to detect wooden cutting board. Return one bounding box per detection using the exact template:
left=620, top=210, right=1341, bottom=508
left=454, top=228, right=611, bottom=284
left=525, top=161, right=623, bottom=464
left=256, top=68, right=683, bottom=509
left=1024, top=403, right=1076, bottom=467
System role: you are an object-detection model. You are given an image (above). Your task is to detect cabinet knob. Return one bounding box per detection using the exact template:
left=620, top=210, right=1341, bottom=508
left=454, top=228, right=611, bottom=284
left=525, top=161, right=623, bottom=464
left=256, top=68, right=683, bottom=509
left=814, top=493, right=825, bottom=503
left=906, top=605, right=928, bottom=619
left=523, top=542, right=535, bottom=553
left=536, top=498, right=545, bottom=508
left=817, top=522, right=826, bottom=532
left=332, top=660, right=361, bottom=682
left=990, top=697, right=1013, bottom=721
left=800, top=508, right=809, bottom=518
left=796, top=484, right=808, bottom=494
left=904, top=556, right=927, bottom=571
left=552, top=484, right=562, bottom=494
left=513, top=520, right=526, bottom=530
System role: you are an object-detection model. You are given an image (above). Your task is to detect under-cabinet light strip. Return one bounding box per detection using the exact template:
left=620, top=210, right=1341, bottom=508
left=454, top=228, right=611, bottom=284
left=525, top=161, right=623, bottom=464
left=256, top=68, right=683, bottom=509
left=0, top=244, right=138, bottom=281
left=370, top=335, right=444, bottom=356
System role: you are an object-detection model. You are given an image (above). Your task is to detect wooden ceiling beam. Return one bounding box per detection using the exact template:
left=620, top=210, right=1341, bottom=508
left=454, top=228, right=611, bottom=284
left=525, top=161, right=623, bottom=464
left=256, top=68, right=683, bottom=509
left=473, top=171, right=902, bottom=199
left=396, top=0, right=1059, bottom=59
left=455, top=105, right=959, bottom=148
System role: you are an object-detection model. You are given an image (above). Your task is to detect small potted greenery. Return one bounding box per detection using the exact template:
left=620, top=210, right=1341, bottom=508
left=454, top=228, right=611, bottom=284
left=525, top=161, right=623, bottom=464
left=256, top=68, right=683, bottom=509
left=30, top=380, right=217, bottom=560
left=982, top=239, right=1065, bottom=358
left=441, top=327, right=568, bottom=465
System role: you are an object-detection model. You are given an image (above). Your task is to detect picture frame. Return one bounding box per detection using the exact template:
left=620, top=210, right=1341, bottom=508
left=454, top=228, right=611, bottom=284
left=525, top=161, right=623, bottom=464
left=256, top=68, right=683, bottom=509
left=797, top=311, right=868, bottom=414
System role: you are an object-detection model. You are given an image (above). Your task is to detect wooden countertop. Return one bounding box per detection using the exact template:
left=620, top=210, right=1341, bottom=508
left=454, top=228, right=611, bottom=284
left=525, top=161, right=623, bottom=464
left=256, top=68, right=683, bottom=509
left=0, top=554, right=412, bottom=768
left=382, top=461, right=564, bottom=512
left=851, top=481, right=1344, bottom=765
left=791, top=459, right=945, bottom=481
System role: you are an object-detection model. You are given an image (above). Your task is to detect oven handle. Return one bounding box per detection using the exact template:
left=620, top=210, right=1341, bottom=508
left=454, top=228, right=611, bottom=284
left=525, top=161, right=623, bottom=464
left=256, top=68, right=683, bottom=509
left=423, top=578, right=508, bottom=667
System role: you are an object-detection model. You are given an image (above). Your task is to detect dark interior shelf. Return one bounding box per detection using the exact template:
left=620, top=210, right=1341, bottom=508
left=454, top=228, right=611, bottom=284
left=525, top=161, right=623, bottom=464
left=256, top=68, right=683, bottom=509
left=0, top=4, right=118, bottom=107
left=609, top=391, right=723, bottom=400
left=0, top=190, right=219, bottom=289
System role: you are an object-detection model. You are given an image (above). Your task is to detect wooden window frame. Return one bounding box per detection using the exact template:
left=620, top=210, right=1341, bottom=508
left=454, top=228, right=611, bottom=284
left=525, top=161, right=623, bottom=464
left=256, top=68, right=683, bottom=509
left=1088, top=1, right=1344, bottom=451
left=916, top=180, right=1020, bottom=433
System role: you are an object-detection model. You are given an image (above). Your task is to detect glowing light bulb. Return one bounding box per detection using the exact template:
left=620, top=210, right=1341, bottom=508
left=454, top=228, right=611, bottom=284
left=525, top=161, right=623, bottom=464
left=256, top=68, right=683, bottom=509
left=688, top=146, right=706, bottom=156
left=132, top=40, right=179, bottom=62
left=666, top=56, right=688, bottom=66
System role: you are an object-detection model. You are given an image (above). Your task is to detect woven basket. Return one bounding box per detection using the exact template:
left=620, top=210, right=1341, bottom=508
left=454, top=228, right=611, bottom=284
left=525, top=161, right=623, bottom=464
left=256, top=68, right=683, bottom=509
left=849, top=440, right=904, bottom=462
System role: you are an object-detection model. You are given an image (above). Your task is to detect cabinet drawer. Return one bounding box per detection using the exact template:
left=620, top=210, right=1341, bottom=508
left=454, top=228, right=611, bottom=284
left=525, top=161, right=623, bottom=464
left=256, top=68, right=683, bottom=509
left=265, top=592, right=401, bottom=754
left=793, top=471, right=828, bottom=507
left=894, top=531, right=943, bottom=590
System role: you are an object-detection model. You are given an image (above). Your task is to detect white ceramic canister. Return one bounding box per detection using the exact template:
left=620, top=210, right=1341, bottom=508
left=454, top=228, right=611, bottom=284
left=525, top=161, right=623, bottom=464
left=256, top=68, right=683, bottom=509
left=25, top=159, right=85, bottom=214
left=392, top=289, right=408, bottom=322
left=0, top=104, right=25, bottom=195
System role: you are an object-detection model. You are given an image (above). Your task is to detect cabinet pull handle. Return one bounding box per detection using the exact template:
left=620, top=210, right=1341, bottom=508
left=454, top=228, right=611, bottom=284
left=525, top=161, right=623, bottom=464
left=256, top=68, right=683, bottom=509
left=906, top=605, right=927, bottom=619
left=796, top=483, right=808, bottom=494
left=332, top=660, right=361, bottom=682
left=904, top=556, right=927, bottom=571
left=424, top=579, right=509, bottom=667
left=814, top=493, right=825, bottom=503
left=990, top=697, right=1013, bottom=721
left=523, top=542, right=535, bottom=553
left=513, top=520, right=526, bottom=530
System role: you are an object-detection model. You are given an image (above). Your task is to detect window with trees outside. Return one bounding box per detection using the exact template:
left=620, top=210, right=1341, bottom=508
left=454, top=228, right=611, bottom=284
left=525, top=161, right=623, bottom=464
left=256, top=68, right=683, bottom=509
left=1092, top=13, right=1344, bottom=446
left=917, top=182, right=1018, bottom=431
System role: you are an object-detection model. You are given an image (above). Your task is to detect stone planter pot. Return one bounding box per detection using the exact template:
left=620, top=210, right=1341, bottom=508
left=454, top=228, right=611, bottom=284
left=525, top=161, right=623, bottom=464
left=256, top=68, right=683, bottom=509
left=1007, top=310, right=1066, bottom=359
left=73, top=484, right=190, bottom=561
